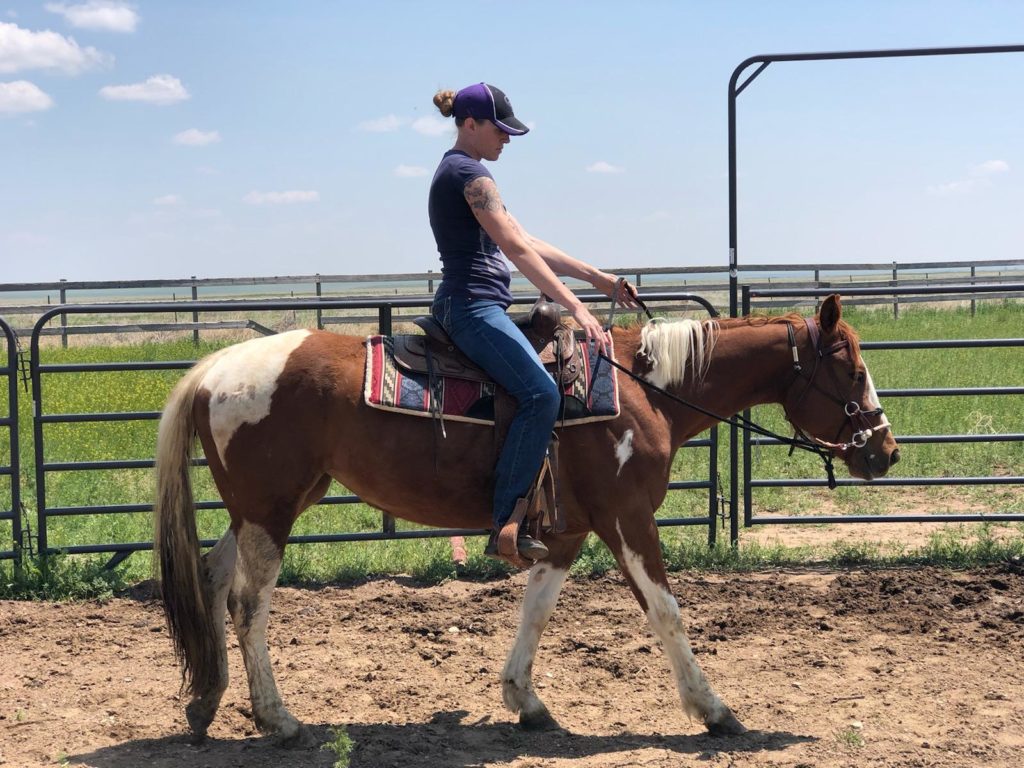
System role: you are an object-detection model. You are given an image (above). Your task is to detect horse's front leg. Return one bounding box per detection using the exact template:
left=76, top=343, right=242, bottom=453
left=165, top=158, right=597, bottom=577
left=595, top=515, right=746, bottom=736
left=502, top=533, right=586, bottom=730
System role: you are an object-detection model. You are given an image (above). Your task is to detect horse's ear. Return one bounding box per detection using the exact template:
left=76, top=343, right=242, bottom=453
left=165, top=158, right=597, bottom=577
left=819, top=294, right=842, bottom=335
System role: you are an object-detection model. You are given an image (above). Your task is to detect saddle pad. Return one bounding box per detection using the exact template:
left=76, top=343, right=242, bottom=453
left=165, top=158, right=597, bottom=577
left=364, top=335, right=620, bottom=426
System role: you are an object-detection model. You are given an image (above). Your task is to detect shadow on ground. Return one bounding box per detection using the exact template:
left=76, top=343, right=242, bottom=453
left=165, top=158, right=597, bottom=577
left=69, top=711, right=816, bottom=768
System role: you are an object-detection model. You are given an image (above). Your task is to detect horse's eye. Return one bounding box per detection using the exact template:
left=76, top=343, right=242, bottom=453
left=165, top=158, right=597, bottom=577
left=854, top=371, right=866, bottom=384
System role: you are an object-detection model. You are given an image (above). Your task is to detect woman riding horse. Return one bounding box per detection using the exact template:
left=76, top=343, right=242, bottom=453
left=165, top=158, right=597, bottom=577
left=428, top=82, right=636, bottom=562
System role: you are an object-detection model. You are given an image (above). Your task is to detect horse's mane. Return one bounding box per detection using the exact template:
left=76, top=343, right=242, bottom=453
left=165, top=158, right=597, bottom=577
left=638, top=318, right=719, bottom=389
left=637, top=312, right=861, bottom=389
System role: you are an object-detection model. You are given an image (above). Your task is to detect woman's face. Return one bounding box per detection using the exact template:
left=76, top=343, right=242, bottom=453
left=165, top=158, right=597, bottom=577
left=465, top=119, right=510, bottom=162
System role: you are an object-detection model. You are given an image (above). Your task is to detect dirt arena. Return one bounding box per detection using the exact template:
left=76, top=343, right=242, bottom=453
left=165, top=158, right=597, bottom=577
left=1, top=564, right=1022, bottom=768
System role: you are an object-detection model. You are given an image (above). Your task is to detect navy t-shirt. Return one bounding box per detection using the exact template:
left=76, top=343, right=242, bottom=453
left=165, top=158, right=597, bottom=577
left=428, top=150, right=514, bottom=307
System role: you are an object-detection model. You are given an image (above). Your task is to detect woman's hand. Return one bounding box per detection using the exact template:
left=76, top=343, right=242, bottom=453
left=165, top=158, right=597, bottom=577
left=570, top=303, right=612, bottom=357
left=592, top=272, right=640, bottom=308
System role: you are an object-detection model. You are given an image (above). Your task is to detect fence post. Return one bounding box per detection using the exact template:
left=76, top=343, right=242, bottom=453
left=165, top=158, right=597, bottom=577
left=427, top=269, right=434, bottom=294
left=378, top=304, right=396, bottom=535
left=315, top=274, right=323, bottom=330
left=59, top=279, right=68, bottom=349
left=891, top=262, right=899, bottom=319
left=970, top=265, right=976, bottom=317
left=191, top=277, right=199, bottom=345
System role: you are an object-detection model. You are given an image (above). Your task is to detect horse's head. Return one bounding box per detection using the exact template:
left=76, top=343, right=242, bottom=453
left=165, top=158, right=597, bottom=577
left=782, top=294, right=900, bottom=480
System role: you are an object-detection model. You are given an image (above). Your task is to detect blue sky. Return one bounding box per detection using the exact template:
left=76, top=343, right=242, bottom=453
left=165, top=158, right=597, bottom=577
left=2, top=1, right=1022, bottom=282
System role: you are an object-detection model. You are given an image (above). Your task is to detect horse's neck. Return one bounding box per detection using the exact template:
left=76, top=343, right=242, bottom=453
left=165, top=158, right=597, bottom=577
left=632, top=320, right=792, bottom=445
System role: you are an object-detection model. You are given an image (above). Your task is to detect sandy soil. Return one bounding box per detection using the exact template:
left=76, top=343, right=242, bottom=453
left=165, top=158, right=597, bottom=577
left=1, top=565, right=1023, bottom=768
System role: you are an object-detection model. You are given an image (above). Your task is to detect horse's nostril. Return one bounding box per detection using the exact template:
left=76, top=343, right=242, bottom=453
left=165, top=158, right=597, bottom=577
left=890, top=449, right=901, bottom=466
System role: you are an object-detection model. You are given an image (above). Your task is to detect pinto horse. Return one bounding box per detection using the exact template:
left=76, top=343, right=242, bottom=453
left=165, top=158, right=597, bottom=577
left=154, top=293, right=899, bottom=743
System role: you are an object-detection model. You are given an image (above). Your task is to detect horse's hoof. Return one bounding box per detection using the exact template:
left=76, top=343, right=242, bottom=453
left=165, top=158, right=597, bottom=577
left=274, top=723, right=317, bottom=749
left=185, top=701, right=213, bottom=742
left=706, top=708, right=747, bottom=737
left=519, top=706, right=561, bottom=731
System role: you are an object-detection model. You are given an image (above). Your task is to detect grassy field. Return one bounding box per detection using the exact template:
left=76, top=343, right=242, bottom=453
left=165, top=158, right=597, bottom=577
left=1, top=301, right=1022, bottom=596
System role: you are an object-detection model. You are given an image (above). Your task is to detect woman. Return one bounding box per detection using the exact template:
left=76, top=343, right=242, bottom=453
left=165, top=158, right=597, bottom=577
left=429, top=82, right=635, bottom=562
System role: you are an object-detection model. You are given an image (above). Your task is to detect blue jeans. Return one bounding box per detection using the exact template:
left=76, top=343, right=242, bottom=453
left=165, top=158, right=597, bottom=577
left=432, top=296, right=561, bottom=528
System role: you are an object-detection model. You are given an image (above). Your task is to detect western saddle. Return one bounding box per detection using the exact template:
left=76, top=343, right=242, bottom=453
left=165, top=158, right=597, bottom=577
left=388, top=297, right=581, bottom=566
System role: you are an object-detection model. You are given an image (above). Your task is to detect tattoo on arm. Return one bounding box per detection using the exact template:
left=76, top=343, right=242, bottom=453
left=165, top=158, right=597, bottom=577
left=464, top=178, right=504, bottom=213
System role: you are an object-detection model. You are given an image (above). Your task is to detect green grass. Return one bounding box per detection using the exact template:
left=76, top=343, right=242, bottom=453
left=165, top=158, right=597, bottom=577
left=0, top=303, right=1021, bottom=595
left=322, top=725, right=354, bottom=768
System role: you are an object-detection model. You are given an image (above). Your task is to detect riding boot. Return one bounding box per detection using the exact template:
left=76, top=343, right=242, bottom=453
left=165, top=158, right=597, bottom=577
left=484, top=529, right=549, bottom=562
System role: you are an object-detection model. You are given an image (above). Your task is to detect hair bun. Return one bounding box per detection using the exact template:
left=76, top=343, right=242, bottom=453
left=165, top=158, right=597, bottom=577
left=433, top=89, right=456, bottom=118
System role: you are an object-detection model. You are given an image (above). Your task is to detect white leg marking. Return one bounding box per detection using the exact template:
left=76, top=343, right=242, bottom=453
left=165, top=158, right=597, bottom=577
left=615, top=520, right=727, bottom=724
left=614, top=429, right=634, bottom=476
left=228, top=522, right=298, bottom=738
left=502, top=564, right=568, bottom=719
left=204, top=329, right=312, bottom=470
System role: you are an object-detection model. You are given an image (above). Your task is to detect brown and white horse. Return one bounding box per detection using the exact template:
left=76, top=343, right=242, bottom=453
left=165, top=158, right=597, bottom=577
left=154, top=294, right=898, bottom=743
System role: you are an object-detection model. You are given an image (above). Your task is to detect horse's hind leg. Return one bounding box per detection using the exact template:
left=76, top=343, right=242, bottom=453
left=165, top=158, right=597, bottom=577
left=595, top=515, right=745, bottom=736
left=502, top=533, right=586, bottom=731
left=184, top=529, right=237, bottom=740
left=226, top=521, right=303, bottom=743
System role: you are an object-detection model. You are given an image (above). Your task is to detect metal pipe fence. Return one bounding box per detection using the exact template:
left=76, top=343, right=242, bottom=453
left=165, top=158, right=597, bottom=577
left=0, top=317, right=20, bottom=562
left=19, top=293, right=721, bottom=562
left=736, top=284, right=1024, bottom=538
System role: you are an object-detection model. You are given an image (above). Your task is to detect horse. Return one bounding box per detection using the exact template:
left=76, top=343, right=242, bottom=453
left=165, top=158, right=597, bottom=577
left=153, top=293, right=899, bottom=743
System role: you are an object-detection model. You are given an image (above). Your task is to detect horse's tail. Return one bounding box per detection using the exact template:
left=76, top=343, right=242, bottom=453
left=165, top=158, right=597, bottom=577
left=153, top=350, right=225, bottom=696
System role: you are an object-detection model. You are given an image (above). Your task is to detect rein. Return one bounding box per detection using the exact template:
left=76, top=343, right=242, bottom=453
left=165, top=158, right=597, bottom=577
left=595, top=351, right=842, bottom=489
left=594, top=315, right=886, bottom=490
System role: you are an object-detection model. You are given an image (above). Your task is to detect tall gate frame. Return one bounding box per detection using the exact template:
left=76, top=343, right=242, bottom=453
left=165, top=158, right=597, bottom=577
left=0, top=317, right=20, bottom=562
left=725, top=44, right=1024, bottom=539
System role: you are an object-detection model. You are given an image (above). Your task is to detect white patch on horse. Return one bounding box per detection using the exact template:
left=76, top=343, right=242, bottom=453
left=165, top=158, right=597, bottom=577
left=204, top=329, right=311, bottom=470
left=615, top=520, right=728, bottom=724
left=614, top=429, right=634, bottom=476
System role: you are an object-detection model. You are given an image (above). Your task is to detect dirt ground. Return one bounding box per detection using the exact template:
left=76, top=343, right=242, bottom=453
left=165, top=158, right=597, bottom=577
left=2, top=562, right=1023, bottom=768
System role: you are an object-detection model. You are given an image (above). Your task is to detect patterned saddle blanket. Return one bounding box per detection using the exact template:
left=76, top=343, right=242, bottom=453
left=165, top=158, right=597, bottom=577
left=364, top=333, right=620, bottom=426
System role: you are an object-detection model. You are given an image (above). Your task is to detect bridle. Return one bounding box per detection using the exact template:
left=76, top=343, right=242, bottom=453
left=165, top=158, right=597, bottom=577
left=785, top=317, right=891, bottom=454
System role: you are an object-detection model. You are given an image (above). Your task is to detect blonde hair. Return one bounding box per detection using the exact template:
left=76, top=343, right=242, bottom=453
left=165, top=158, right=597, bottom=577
left=433, top=89, right=456, bottom=118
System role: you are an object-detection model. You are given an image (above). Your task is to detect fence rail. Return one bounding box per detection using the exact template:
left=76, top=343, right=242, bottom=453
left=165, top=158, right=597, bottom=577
left=2, top=282, right=1022, bottom=562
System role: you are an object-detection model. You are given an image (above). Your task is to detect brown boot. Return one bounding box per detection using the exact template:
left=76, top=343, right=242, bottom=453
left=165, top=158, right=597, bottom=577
left=484, top=530, right=549, bottom=562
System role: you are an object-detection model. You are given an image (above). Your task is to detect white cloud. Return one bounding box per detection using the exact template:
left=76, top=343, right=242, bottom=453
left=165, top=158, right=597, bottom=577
left=0, top=80, right=54, bottom=114
left=970, top=159, right=1010, bottom=177
left=412, top=115, right=451, bottom=137
left=927, top=159, right=1011, bottom=197
left=99, top=74, right=188, bottom=105
left=243, top=190, right=320, bottom=205
left=45, top=1, right=139, bottom=33
left=357, top=114, right=402, bottom=132
left=586, top=160, right=624, bottom=174
left=0, top=21, right=110, bottom=74
left=173, top=128, right=221, bottom=146
left=394, top=164, right=428, bottom=178
left=153, top=194, right=181, bottom=206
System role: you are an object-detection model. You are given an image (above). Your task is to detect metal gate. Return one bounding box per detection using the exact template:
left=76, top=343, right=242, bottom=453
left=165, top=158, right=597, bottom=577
left=27, top=293, right=721, bottom=561
left=0, top=316, right=21, bottom=562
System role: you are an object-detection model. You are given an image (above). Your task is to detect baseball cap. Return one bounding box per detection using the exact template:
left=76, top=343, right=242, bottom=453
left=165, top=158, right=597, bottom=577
left=452, top=83, right=529, bottom=136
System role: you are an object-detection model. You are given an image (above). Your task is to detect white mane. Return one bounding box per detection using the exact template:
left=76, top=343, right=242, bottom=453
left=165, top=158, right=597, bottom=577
left=638, top=318, right=719, bottom=389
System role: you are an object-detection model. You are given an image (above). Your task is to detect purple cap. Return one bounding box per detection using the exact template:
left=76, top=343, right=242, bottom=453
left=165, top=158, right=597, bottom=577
left=452, top=83, right=529, bottom=136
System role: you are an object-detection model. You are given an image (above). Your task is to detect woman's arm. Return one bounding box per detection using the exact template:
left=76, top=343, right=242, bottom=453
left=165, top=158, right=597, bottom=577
left=507, top=212, right=637, bottom=305
left=465, top=177, right=611, bottom=352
